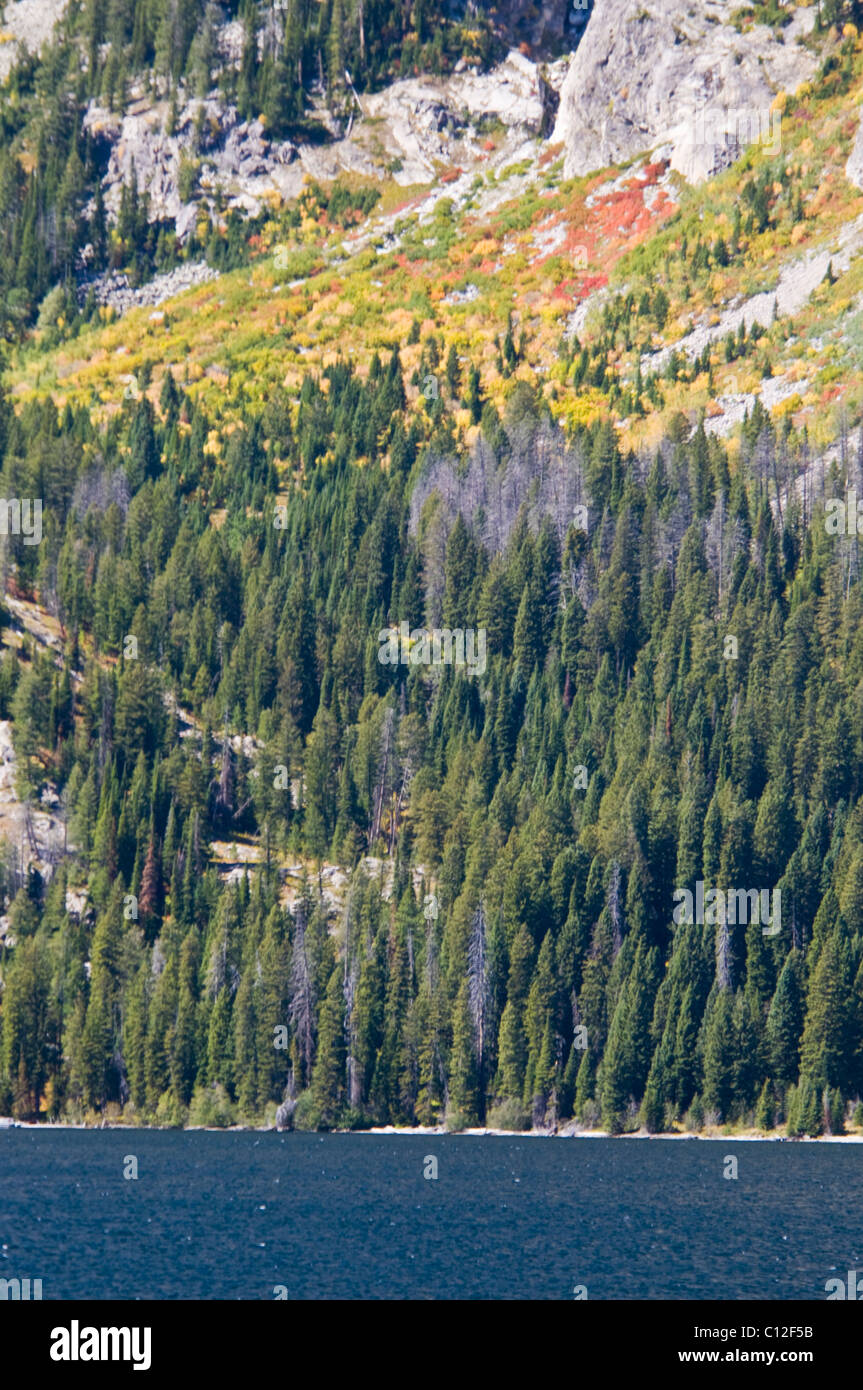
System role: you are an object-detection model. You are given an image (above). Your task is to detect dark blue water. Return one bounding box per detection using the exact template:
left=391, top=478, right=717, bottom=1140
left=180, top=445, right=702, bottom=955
left=1, top=1131, right=860, bottom=1299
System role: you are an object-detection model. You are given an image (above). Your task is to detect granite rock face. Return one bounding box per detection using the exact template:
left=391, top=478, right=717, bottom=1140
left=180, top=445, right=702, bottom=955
left=83, top=95, right=301, bottom=239
left=2, top=0, right=832, bottom=247
left=360, top=49, right=567, bottom=185
left=552, top=0, right=819, bottom=184
left=78, top=46, right=570, bottom=227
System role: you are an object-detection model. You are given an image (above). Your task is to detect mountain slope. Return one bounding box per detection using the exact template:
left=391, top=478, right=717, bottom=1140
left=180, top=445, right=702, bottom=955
left=0, top=1, right=862, bottom=1139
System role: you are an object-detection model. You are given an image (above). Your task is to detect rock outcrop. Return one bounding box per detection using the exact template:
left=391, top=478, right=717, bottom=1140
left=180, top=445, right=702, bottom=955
left=351, top=50, right=567, bottom=185
left=640, top=211, right=863, bottom=376
left=847, top=108, right=863, bottom=189
left=0, top=0, right=67, bottom=80
left=81, top=48, right=569, bottom=230
left=76, top=260, right=219, bottom=314
left=552, top=0, right=818, bottom=184
left=83, top=94, right=301, bottom=237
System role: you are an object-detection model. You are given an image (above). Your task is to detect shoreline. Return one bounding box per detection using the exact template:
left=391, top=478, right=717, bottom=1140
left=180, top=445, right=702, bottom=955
left=3, top=1117, right=862, bottom=1141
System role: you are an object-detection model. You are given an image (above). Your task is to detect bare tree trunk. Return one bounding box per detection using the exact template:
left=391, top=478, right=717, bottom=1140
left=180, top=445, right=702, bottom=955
left=370, top=708, right=394, bottom=845
left=390, top=758, right=412, bottom=853
left=716, top=919, right=732, bottom=991
left=608, top=861, right=623, bottom=955
left=468, top=902, right=489, bottom=1077
left=289, top=909, right=315, bottom=1085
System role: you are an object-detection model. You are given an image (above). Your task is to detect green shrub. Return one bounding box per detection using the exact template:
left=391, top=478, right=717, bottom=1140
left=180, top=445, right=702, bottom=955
left=486, top=1099, right=530, bottom=1131
left=755, top=1080, right=775, bottom=1131
left=155, top=1090, right=188, bottom=1128
left=178, top=154, right=201, bottom=203
left=188, top=1083, right=235, bottom=1128
left=684, top=1095, right=705, bottom=1132
left=292, top=1091, right=323, bottom=1131
left=444, top=1105, right=470, bottom=1132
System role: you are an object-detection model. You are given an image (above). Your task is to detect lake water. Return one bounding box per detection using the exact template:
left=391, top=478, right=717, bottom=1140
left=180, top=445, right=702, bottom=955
left=1, top=1130, right=859, bottom=1299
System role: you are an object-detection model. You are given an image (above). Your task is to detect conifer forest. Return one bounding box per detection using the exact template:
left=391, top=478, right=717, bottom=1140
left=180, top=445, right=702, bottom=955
left=2, top=0, right=863, bottom=1142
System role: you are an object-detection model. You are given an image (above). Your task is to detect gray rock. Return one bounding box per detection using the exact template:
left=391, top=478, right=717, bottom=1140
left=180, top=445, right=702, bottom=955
left=443, top=282, right=480, bottom=306
left=83, top=93, right=298, bottom=237
left=77, top=260, right=219, bottom=315
left=362, top=49, right=557, bottom=185
left=640, top=213, right=863, bottom=375
left=552, top=0, right=818, bottom=184
left=0, top=0, right=67, bottom=80
left=847, top=110, right=863, bottom=190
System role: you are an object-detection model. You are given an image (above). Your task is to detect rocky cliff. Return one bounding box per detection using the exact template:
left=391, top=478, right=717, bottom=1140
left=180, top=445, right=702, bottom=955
left=6, top=0, right=822, bottom=250
left=552, top=0, right=819, bottom=183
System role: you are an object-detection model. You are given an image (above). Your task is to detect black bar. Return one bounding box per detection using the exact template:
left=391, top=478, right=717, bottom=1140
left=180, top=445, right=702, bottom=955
left=4, top=1298, right=855, bottom=1377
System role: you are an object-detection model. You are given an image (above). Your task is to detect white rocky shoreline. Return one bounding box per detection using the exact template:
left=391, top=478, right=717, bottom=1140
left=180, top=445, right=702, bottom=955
left=2, top=1115, right=861, bottom=1141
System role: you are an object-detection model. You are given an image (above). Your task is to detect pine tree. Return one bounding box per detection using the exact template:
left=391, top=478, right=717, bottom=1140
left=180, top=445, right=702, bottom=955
left=799, top=932, right=853, bottom=1091
left=701, top=988, right=736, bottom=1123
left=311, top=963, right=346, bottom=1126
left=494, top=926, right=532, bottom=1101
left=766, top=950, right=804, bottom=1087
left=449, top=979, right=478, bottom=1124
left=171, top=930, right=199, bottom=1108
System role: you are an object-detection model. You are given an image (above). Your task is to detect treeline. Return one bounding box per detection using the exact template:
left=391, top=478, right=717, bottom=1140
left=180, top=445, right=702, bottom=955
left=0, top=335, right=862, bottom=1135
left=78, top=0, right=497, bottom=127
